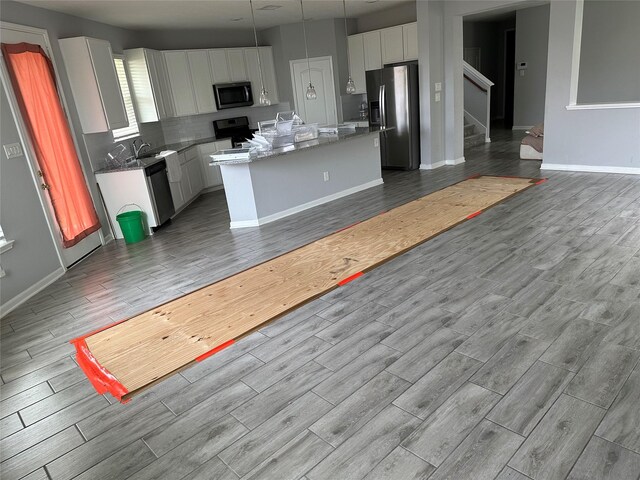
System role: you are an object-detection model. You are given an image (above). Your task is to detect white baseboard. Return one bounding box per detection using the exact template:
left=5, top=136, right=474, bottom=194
left=102, top=233, right=114, bottom=245
left=445, top=157, right=466, bottom=166
left=512, top=125, right=533, bottom=131
left=1, top=266, right=66, bottom=318
left=420, top=161, right=445, bottom=170
left=541, top=163, right=640, bottom=175
left=230, top=178, right=384, bottom=229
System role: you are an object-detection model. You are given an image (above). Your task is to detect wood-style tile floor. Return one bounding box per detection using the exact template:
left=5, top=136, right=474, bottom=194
left=1, top=128, right=639, bottom=480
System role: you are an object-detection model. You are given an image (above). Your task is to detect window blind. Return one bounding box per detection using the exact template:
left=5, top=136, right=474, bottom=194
left=112, top=57, right=139, bottom=139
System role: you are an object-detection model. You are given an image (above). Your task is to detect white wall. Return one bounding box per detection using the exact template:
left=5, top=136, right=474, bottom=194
left=513, top=4, right=549, bottom=128
left=542, top=0, right=640, bottom=173
left=0, top=80, right=62, bottom=311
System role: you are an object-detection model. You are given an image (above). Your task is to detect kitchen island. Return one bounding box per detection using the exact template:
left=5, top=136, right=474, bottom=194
left=210, top=128, right=387, bottom=228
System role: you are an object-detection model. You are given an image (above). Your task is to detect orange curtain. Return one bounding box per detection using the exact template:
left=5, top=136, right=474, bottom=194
left=1, top=42, right=100, bottom=248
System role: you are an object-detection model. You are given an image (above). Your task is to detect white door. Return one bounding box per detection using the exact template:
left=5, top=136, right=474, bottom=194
left=0, top=21, right=102, bottom=267
left=290, top=56, right=338, bottom=125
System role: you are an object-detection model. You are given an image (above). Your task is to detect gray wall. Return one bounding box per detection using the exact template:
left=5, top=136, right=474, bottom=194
left=513, top=4, right=549, bottom=127
left=0, top=0, right=149, bottom=237
left=577, top=0, right=640, bottom=104
left=543, top=0, right=640, bottom=171
left=138, top=28, right=256, bottom=50
left=417, top=0, right=445, bottom=168
left=260, top=18, right=350, bottom=123
left=356, top=1, right=416, bottom=33
left=0, top=81, right=62, bottom=308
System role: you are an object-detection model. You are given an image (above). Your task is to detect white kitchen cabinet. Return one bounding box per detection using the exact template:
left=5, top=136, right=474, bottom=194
left=59, top=36, right=128, bottom=133
left=381, top=26, right=404, bottom=65
left=348, top=35, right=367, bottom=94
left=124, top=48, right=168, bottom=122
left=226, top=48, right=249, bottom=81
left=209, top=49, right=231, bottom=84
left=403, top=22, right=418, bottom=61
left=362, top=31, right=382, bottom=71
left=152, top=50, right=175, bottom=118
left=244, top=47, right=279, bottom=105
left=186, top=156, right=204, bottom=197
left=199, top=139, right=232, bottom=189
left=163, top=51, right=197, bottom=116
left=187, top=50, right=217, bottom=114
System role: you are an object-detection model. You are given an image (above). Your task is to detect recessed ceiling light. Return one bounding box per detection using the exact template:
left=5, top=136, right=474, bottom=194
left=257, top=4, right=282, bottom=10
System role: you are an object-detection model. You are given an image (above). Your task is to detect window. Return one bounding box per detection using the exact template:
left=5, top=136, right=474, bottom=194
left=112, top=56, right=139, bottom=140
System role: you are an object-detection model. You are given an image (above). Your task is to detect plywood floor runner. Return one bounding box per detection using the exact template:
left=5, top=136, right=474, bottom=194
left=72, top=176, right=539, bottom=401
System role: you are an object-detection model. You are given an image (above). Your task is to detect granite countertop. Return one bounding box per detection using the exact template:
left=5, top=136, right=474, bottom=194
left=94, top=136, right=222, bottom=174
left=210, top=127, right=390, bottom=166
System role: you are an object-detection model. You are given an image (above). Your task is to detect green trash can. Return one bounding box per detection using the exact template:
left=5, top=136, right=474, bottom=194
left=116, top=207, right=146, bottom=244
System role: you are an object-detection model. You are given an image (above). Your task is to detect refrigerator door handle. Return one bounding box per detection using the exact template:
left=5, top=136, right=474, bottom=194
left=379, top=84, right=386, bottom=129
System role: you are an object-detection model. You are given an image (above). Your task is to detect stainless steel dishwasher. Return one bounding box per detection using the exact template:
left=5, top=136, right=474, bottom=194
left=145, top=160, right=175, bottom=227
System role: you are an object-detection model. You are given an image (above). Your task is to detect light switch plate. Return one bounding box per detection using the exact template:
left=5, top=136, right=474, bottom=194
left=3, top=143, right=23, bottom=159
left=435, top=82, right=442, bottom=92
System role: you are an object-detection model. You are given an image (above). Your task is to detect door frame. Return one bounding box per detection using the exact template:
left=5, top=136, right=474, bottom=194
left=289, top=55, right=338, bottom=125
left=0, top=21, right=105, bottom=268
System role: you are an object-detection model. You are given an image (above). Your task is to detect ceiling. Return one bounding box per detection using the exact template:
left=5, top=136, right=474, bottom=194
left=15, top=0, right=412, bottom=31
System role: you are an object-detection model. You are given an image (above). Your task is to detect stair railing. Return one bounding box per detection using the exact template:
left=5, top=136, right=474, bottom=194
left=463, top=61, right=494, bottom=143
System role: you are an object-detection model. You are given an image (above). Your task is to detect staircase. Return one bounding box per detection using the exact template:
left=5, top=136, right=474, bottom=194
left=463, top=61, right=494, bottom=146
left=464, top=118, right=485, bottom=149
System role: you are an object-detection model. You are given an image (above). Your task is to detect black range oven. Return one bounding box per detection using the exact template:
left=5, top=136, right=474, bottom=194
left=213, top=116, right=255, bottom=147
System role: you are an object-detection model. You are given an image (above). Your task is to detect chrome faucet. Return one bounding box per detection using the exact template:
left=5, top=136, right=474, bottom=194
left=132, top=138, right=151, bottom=159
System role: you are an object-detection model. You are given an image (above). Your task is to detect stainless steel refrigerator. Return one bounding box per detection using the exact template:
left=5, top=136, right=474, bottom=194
left=366, top=63, right=420, bottom=170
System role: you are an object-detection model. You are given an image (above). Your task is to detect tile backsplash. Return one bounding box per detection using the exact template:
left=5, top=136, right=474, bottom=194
left=160, top=102, right=291, bottom=144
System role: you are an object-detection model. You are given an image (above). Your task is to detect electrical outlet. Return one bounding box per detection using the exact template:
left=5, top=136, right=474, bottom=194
left=435, top=82, right=442, bottom=92
left=323, top=171, right=330, bottom=182
left=435, top=92, right=441, bottom=102
left=374, top=138, right=379, bottom=147
left=3, top=143, right=23, bottom=159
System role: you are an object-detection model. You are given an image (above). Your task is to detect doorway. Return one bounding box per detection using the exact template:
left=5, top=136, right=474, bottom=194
left=0, top=21, right=102, bottom=267
left=504, top=28, right=516, bottom=129
left=290, top=56, right=338, bottom=125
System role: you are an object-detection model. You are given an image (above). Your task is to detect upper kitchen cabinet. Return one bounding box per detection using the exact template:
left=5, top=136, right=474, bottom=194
left=226, top=48, right=249, bottom=82
left=209, top=49, right=231, bottom=84
left=347, top=35, right=367, bottom=95
left=381, top=26, right=404, bottom=65
left=403, top=22, right=418, bottom=61
left=59, top=37, right=128, bottom=134
left=124, top=48, right=172, bottom=123
left=244, top=47, right=279, bottom=105
left=163, top=51, right=198, bottom=117
left=186, top=50, right=217, bottom=114
left=362, top=31, right=382, bottom=71
left=348, top=22, right=418, bottom=73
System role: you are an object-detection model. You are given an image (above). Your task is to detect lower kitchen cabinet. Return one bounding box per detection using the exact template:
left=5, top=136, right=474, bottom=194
left=198, top=139, right=232, bottom=189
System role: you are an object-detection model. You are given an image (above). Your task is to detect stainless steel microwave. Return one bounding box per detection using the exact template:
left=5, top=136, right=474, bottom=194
left=213, top=82, right=253, bottom=109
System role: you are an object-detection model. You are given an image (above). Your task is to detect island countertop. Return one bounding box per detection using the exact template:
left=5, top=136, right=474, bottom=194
left=210, top=127, right=392, bottom=165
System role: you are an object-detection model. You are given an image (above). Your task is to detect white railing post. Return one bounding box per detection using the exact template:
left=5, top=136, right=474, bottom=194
left=463, top=61, right=494, bottom=143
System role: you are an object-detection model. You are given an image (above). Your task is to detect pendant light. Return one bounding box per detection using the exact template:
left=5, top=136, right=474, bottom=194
left=300, top=0, right=317, bottom=100
left=343, top=0, right=356, bottom=94
left=250, top=0, right=270, bottom=105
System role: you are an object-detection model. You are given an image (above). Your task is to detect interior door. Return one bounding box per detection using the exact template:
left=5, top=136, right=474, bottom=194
left=0, top=21, right=102, bottom=267
left=290, top=56, right=338, bottom=125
